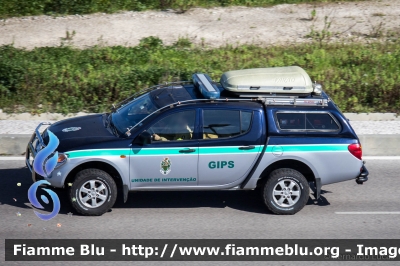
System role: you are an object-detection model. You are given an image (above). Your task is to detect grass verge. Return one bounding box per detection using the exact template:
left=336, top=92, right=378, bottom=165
left=0, top=37, right=399, bottom=114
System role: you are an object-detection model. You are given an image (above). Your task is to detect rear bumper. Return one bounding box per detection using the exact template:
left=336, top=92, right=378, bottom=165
left=356, top=163, right=369, bottom=184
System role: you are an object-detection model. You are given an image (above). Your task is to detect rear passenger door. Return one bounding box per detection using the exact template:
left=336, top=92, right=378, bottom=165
left=197, top=108, right=263, bottom=187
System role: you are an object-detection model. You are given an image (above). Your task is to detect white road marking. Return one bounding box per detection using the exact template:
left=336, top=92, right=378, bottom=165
left=363, top=156, right=400, bottom=160
left=336, top=212, right=400, bottom=215
left=0, top=157, right=26, bottom=160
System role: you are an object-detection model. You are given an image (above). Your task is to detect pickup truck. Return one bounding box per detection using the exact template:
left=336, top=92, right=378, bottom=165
left=26, top=66, right=368, bottom=215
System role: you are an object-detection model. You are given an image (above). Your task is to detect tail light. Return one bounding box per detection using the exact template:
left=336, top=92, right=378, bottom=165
left=348, top=143, right=362, bottom=160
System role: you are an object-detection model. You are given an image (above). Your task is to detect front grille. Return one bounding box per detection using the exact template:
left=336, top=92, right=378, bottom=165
left=25, top=122, right=53, bottom=180
left=42, top=129, right=49, bottom=145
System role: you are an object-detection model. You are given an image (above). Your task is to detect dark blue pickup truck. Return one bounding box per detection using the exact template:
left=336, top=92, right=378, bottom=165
left=26, top=66, right=368, bottom=215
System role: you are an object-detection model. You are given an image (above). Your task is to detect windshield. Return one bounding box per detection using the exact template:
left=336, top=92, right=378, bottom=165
left=111, top=93, right=158, bottom=135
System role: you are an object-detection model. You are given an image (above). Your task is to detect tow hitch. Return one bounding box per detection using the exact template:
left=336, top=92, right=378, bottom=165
left=356, top=163, right=369, bottom=185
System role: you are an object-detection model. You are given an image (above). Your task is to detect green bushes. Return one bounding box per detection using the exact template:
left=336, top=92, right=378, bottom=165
left=0, top=38, right=399, bottom=114
left=0, top=0, right=148, bottom=18
left=0, top=0, right=367, bottom=18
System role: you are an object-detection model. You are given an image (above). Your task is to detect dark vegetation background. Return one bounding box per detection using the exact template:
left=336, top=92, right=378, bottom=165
left=0, top=0, right=398, bottom=114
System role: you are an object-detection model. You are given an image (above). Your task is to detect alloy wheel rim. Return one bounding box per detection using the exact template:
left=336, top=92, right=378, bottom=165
left=272, top=178, right=301, bottom=207
left=78, top=179, right=108, bottom=208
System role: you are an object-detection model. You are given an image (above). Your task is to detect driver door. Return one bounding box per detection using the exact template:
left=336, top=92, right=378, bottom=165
left=129, top=110, right=199, bottom=189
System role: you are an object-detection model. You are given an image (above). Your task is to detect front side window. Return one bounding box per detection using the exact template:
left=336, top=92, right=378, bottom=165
left=202, top=110, right=252, bottom=139
left=276, top=112, right=340, bottom=132
left=148, top=110, right=196, bottom=141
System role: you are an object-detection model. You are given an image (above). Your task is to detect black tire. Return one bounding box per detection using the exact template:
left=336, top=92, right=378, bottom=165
left=262, top=168, right=309, bottom=215
left=69, top=169, right=117, bottom=216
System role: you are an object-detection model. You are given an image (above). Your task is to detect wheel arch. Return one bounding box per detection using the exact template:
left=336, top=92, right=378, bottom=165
left=64, top=161, right=123, bottom=191
left=256, top=159, right=316, bottom=188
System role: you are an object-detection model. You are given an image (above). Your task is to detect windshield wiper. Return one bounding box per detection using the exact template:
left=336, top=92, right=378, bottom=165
left=105, top=113, right=112, bottom=128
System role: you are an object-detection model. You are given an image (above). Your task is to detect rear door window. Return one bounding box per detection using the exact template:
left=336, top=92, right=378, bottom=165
left=202, top=110, right=252, bottom=139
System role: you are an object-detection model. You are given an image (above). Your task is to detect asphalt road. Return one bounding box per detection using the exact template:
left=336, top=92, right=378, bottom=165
left=1, top=159, right=399, bottom=266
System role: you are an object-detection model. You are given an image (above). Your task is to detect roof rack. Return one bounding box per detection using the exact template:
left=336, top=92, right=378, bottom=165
left=259, top=96, right=329, bottom=106
left=224, top=87, right=328, bottom=106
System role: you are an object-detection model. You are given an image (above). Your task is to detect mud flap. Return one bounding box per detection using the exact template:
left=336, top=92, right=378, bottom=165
left=314, top=178, right=321, bottom=200
left=123, top=184, right=129, bottom=203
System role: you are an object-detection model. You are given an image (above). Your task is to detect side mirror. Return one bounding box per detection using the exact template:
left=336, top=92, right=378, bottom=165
left=133, top=131, right=152, bottom=145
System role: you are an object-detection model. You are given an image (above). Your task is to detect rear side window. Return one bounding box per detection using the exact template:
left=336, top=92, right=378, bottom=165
left=203, top=110, right=252, bottom=139
left=306, top=113, right=340, bottom=130
left=276, top=112, right=340, bottom=132
left=276, top=113, right=305, bottom=130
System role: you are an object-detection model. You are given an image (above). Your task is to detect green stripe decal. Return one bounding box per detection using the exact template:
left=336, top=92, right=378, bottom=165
left=67, top=148, right=186, bottom=158
left=67, top=149, right=130, bottom=158
left=266, top=144, right=348, bottom=152
left=66, top=144, right=348, bottom=159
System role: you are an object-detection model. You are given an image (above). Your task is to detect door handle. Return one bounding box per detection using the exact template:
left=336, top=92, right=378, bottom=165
left=239, top=146, right=255, bottom=150
left=179, top=149, right=196, bottom=153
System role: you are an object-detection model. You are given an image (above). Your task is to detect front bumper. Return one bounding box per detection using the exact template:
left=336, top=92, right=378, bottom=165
left=356, top=163, right=369, bottom=184
left=25, top=122, right=52, bottom=182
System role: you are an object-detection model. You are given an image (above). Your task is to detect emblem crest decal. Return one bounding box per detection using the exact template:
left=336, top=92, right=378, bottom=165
left=160, top=157, right=171, bottom=175
left=62, top=127, right=81, bottom=132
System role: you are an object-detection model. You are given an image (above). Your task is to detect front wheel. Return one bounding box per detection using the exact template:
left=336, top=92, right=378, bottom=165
left=69, top=169, right=117, bottom=216
left=262, top=168, right=309, bottom=215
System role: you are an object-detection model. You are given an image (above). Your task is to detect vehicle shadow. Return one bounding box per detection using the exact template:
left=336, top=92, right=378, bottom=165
left=0, top=166, right=34, bottom=210
left=307, top=189, right=332, bottom=206
left=0, top=166, right=75, bottom=214
left=116, top=190, right=271, bottom=215
left=0, top=167, right=331, bottom=216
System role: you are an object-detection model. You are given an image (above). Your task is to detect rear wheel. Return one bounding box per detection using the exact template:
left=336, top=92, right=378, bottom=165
left=69, top=169, right=117, bottom=216
left=262, top=168, right=309, bottom=215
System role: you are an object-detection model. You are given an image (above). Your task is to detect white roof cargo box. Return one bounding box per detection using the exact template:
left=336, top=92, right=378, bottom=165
left=220, top=66, right=313, bottom=95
